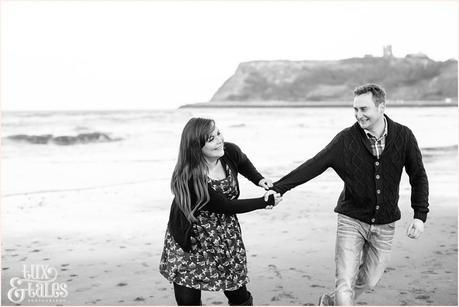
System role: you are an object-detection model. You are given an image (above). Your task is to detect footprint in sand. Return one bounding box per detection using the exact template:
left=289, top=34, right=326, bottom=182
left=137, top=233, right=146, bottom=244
left=2, top=267, right=9, bottom=271
left=415, top=295, right=430, bottom=300
left=384, top=267, right=395, bottom=273
left=117, top=282, right=128, bottom=287
left=310, top=284, right=326, bottom=288
left=141, top=262, right=149, bottom=267
left=210, top=301, right=223, bottom=305
left=31, top=249, right=41, bottom=253
left=134, top=297, right=145, bottom=302
left=5, top=248, right=16, bottom=252
left=20, top=257, right=28, bottom=261
left=42, top=258, right=50, bottom=261
left=61, top=264, right=70, bottom=267
left=70, top=274, right=78, bottom=277
left=268, top=264, right=282, bottom=279
left=76, top=286, right=92, bottom=292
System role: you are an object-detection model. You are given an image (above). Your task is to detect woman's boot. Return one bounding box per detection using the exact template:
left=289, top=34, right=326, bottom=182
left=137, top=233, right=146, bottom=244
left=228, top=291, right=253, bottom=306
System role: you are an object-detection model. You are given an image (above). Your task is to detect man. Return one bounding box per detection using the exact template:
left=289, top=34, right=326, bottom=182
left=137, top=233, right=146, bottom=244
left=272, top=84, right=429, bottom=305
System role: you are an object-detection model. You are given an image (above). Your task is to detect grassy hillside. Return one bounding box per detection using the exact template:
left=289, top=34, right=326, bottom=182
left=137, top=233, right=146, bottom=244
left=210, top=55, right=457, bottom=102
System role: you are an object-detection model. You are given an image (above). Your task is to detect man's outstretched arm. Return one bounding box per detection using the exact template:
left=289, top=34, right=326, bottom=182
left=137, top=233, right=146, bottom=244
left=272, top=133, right=342, bottom=195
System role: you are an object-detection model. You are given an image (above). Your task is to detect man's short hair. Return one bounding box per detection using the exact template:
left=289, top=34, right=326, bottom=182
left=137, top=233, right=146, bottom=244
left=353, top=84, right=386, bottom=105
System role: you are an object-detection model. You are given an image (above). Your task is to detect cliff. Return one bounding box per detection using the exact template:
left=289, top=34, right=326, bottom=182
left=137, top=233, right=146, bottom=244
left=210, top=55, right=457, bottom=103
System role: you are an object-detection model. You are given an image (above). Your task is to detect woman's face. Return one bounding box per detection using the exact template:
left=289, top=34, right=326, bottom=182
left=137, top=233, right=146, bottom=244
left=201, top=126, right=224, bottom=160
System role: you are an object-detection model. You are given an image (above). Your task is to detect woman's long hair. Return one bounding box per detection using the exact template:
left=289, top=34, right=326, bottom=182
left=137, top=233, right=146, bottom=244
left=171, top=118, right=215, bottom=222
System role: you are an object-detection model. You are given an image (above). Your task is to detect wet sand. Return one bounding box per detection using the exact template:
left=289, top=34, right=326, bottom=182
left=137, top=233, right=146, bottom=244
left=1, top=150, right=457, bottom=305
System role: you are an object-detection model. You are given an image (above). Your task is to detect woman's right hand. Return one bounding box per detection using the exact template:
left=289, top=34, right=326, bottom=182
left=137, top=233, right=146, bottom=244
left=263, top=190, right=282, bottom=209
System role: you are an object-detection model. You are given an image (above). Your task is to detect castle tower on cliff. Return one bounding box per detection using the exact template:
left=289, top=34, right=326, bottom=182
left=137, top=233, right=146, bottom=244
left=383, top=45, right=393, bottom=58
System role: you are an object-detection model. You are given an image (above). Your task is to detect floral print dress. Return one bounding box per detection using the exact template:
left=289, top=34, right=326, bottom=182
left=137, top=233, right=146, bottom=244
left=159, top=164, right=249, bottom=291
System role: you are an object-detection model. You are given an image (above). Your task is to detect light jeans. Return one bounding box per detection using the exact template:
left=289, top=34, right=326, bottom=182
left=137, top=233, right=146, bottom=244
left=324, top=214, right=395, bottom=306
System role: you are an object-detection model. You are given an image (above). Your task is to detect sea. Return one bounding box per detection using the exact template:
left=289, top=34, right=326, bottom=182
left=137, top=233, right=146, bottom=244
left=1, top=107, right=457, bottom=197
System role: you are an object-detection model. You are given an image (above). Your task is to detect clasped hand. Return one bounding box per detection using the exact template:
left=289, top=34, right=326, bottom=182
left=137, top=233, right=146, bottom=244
left=258, top=178, right=281, bottom=209
left=263, top=190, right=282, bottom=209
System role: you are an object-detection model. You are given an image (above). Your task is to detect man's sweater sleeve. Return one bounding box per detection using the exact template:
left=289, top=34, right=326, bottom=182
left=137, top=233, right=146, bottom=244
left=272, top=133, right=341, bottom=195
left=404, top=128, right=429, bottom=222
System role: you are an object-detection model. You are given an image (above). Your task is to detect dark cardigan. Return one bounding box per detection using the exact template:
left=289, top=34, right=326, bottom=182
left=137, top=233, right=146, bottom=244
left=273, top=115, right=429, bottom=224
left=167, top=142, right=272, bottom=252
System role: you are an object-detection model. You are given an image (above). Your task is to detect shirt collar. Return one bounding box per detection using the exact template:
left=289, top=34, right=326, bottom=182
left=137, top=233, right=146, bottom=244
left=364, top=116, right=388, bottom=140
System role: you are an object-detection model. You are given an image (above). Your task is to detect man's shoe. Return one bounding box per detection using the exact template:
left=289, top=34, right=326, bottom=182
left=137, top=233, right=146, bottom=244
left=318, top=293, right=334, bottom=306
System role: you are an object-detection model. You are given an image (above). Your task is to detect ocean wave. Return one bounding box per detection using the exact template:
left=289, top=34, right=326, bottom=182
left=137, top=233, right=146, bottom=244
left=421, top=145, right=457, bottom=152
left=421, top=145, right=457, bottom=159
left=229, top=123, right=246, bottom=128
left=5, top=132, right=122, bottom=145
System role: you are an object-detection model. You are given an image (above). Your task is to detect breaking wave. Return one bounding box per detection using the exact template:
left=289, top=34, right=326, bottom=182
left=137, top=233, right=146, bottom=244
left=6, top=132, right=122, bottom=145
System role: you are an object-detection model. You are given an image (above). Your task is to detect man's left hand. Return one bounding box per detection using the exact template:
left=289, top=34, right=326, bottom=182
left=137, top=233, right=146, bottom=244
left=406, top=218, right=424, bottom=239
left=258, top=178, right=273, bottom=190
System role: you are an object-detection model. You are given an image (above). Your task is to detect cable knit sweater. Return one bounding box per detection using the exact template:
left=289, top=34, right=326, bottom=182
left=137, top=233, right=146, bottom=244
left=273, top=115, right=429, bottom=224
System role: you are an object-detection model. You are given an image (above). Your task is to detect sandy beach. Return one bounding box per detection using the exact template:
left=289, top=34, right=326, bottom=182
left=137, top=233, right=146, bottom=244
left=1, top=107, right=457, bottom=305
left=1, top=146, right=456, bottom=306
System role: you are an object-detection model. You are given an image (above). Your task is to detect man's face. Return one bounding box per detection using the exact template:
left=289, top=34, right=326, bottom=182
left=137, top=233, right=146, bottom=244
left=353, top=92, right=385, bottom=132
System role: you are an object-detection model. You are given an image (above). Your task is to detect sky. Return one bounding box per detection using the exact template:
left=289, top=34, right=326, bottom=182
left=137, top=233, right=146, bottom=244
left=1, top=0, right=457, bottom=111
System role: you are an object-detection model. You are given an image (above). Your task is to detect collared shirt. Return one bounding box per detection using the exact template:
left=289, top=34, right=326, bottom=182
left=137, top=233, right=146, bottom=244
left=364, top=117, right=388, bottom=159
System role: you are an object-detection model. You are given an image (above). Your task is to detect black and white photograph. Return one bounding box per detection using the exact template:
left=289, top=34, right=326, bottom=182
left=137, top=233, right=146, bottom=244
left=1, top=0, right=457, bottom=305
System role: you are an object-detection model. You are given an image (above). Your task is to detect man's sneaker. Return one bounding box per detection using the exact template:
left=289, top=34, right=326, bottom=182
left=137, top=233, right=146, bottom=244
left=318, top=293, right=334, bottom=306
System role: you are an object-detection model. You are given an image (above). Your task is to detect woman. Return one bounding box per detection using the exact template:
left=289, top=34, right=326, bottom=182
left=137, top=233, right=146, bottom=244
left=159, top=117, right=281, bottom=306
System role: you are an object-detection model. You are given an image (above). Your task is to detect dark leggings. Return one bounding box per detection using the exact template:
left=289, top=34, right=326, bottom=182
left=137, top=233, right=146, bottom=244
left=173, top=283, right=250, bottom=306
